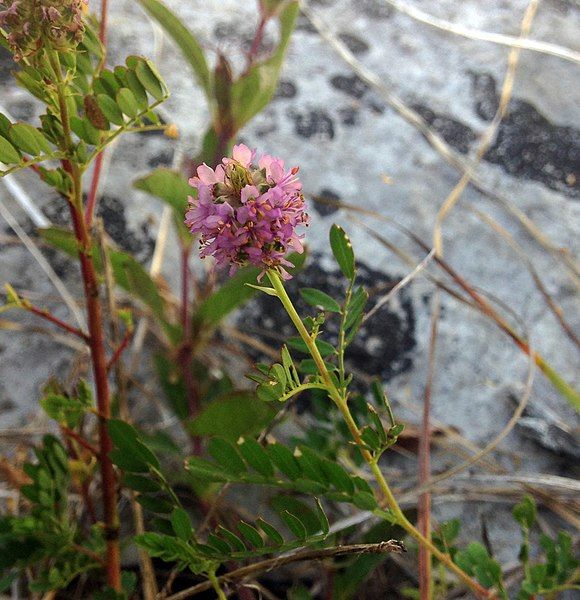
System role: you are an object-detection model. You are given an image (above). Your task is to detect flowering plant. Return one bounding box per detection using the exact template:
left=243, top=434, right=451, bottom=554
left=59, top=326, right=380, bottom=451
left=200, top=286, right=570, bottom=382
left=0, top=2, right=577, bottom=599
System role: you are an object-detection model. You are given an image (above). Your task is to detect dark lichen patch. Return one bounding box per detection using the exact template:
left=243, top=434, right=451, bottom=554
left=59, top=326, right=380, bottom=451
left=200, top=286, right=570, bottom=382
left=43, top=197, right=73, bottom=228
left=412, top=104, right=476, bottom=154
left=312, top=188, right=341, bottom=216
left=338, top=106, right=359, bottom=127
left=237, top=260, right=416, bottom=387
left=254, top=116, right=278, bottom=138
left=338, top=32, right=369, bottom=55
left=7, top=99, right=36, bottom=121
left=97, top=196, right=155, bottom=260
left=148, top=149, right=174, bottom=168
left=213, top=21, right=246, bottom=44
left=274, top=79, right=297, bottom=100
left=471, top=72, right=579, bottom=197
left=486, top=106, right=579, bottom=197
left=359, top=0, right=393, bottom=19
left=295, top=13, right=318, bottom=34
left=213, top=21, right=273, bottom=55
left=0, top=397, right=16, bottom=414
left=288, top=108, right=335, bottom=140
left=368, top=98, right=386, bottom=115
left=330, top=74, right=369, bottom=99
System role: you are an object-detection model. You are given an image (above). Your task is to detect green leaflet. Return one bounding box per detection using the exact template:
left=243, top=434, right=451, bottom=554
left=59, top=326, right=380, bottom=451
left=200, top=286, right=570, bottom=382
left=137, top=0, right=211, bottom=97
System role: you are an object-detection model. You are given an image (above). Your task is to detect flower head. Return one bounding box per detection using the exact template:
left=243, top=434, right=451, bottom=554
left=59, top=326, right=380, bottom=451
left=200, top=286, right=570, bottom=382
left=185, top=144, right=308, bottom=279
left=0, top=0, right=86, bottom=61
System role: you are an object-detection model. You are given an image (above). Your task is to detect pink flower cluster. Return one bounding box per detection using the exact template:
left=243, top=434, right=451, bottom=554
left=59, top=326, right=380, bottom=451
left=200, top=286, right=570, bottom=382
left=185, top=144, right=308, bottom=279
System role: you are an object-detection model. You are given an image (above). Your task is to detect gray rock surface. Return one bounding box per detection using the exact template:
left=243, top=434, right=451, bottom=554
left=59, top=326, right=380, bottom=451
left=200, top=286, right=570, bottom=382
left=1, top=0, right=578, bottom=575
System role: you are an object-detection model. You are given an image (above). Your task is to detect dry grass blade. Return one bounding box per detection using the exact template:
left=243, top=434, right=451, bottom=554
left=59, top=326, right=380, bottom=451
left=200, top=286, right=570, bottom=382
left=1, top=177, right=50, bottom=229
left=356, top=218, right=579, bottom=410
left=433, top=0, right=540, bottom=256
left=0, top=199, right=86, bottom=329
left=418, top=288, right=439, bottom=600
left=469, top=206, right=580, bottom=348
left=363, top=248, right=435, bottom=323
left=382, top=0, right=580, bottom=64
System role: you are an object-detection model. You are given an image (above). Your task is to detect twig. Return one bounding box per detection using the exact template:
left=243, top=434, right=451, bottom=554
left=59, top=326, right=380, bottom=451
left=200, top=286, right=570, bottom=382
left=358, top=221, right=578, bottom=409
left=24, top=304, right=89, bottom=341
left=96, top=221, right=159, bottom=600
left=165, top=542, right=407, bottom=600
left=106, top=329, right=132, bottom=372
left=418, top=290, right=439, bottom=600
left=48, top=46, right=121, bottom=589
left=363, top=248, right=434, bottom=323
left=469, top=206, right=579, bottom=349
left=61, top=426, right=99, bottom=457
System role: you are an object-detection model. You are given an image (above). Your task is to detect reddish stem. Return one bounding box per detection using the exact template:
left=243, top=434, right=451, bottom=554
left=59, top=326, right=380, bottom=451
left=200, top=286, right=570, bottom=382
left=245, top=15, right=268, bottom=73
left=84, top=150, right=105, bottom=228
left=69, top=197, right=121, bottom=590
left=106, top=329, right=132, bottom=372
left=62, top=425, right=99, bottom=456
left=99, top=0, right=109, bottom=46
left=27, top=304, right=89, bottom=341
left=181, top=245, right=190, bottom=339
left=179, top=245, right=202, bottom=455
left=418, top=295, right=439, bottom=600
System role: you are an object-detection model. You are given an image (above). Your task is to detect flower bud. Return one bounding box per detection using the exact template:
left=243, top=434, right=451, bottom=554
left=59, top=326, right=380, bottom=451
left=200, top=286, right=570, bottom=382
left=0, top=0, right=86, bottom=61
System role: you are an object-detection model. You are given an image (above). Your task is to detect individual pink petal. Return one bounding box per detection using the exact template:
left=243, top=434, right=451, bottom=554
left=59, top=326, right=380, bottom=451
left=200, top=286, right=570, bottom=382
left=240, top=185, right=260, bottom=204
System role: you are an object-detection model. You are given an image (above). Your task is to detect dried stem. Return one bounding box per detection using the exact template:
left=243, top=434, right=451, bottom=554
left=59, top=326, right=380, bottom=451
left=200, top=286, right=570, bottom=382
left=166, top=542, right=406, bottom=600
left=419, top=290, right=439, bottom=600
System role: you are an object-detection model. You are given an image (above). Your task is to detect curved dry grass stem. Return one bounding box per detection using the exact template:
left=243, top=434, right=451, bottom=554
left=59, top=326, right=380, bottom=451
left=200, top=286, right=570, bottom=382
left=417, top=327, right=536, bottom=493
left=382, top=0, right=580, bottom=64
left=0, top=199, right=86, bottom=329
left=433, top=0, right=540, bottom=256
left=468, top=206, right=580, bottom=348
left=363, top=248, right=435, bottom=323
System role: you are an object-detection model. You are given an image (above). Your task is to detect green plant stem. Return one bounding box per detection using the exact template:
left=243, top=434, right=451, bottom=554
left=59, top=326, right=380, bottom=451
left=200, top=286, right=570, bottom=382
left=47, top=48, right=122, bottom=591
left=278, top=383, right=329, bottom=403
left=267, top=269, right=494, bottom=599
left=208, top=570, right=227, bottom=600
left=337, top=278, right=354, bottom=390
